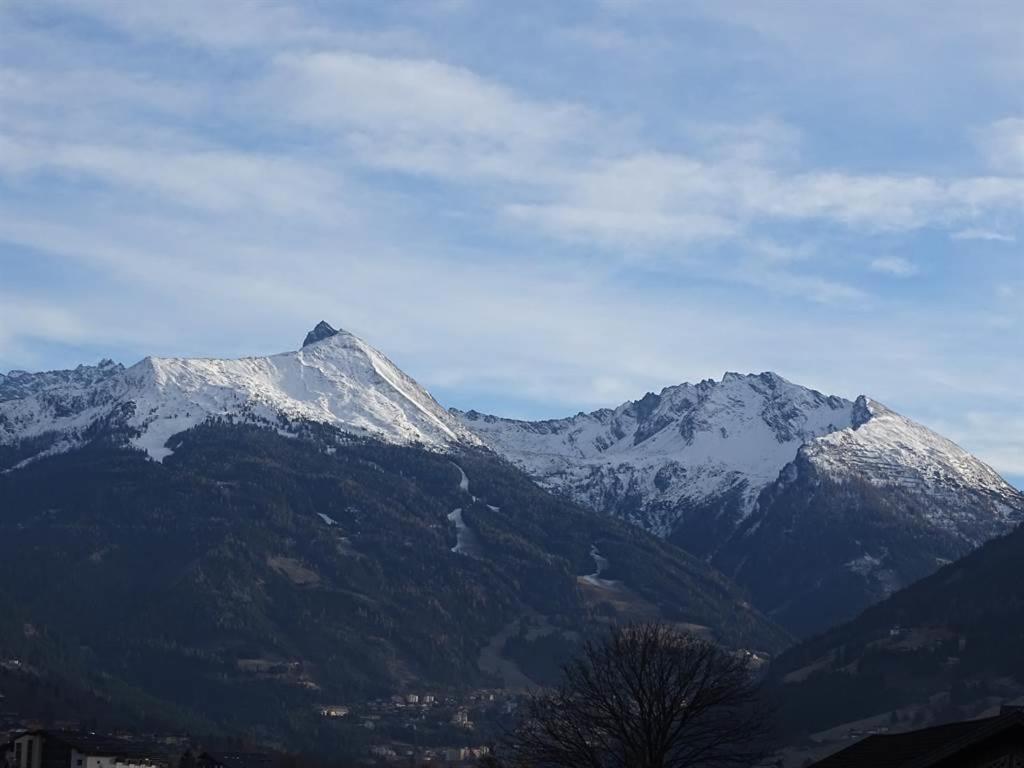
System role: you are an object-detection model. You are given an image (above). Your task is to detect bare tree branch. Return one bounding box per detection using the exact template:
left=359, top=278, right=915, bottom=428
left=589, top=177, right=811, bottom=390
left=505, top=622, right=775, bottom=768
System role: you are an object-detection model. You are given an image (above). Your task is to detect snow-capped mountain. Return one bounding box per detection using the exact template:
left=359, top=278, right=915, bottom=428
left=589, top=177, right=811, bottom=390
left=0, top=324, right=792, bottom=735
left=0, top=322, right=478, bottom=469
left=0, top=358, right=125, bottom=401
left=457, top=373, right=1024, bottom=634
left=802, top=397, right=1020, bottom=543
left=5, top=328, right=1022, bottom=635
left=458, top=372, right=856, bottom=542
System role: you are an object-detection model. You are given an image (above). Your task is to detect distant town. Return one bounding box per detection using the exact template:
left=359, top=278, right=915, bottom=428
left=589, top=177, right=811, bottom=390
left=0, top=661, right=514, bottom=768
left=313, top=686, right=516, bottom=764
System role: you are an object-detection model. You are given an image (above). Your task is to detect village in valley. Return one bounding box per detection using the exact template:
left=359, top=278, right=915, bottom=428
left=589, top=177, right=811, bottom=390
left=315, top=687, right=516, bottom=764
left=0, top=657, right=513, bottom=768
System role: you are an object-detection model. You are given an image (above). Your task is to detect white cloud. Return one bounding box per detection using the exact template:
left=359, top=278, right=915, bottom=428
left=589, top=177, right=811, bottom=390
left=257, top=52, right=1024, bottom=247
left=558, top=24, right=637, bottom=52
left=264, top=51, right=592, bottom=182
left=688, top=1, right=1024, bottom=112
left=503, top=151, right=1023, bottom=252
left=504, top=203, right=735, bottom=247
left=47, top=0, right=330, bottom=50
left=727, top=242, right=867, bottom=303
left=870, top=257, right=919, bottom=277
left=0, top=136, right=345, bottom=220
left=0, top=67, right=202, bottom=119
left=737, top=265, right=867, bottom=303
left=994, top=282, right=1024, bottom=303
left=952, top=228, right=1017, bottom=243
left=1, top=0, right=1023, bottom=479
left=0, top=295, right=93, bottom=354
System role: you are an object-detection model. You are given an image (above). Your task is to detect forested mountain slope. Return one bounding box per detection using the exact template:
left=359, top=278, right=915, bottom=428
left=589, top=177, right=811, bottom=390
left=0, top=423, right=785, bottom=749
left=766, top=521, right=1024, bottom=736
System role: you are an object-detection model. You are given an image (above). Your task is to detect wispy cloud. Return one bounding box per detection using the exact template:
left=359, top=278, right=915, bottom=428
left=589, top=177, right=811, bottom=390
left=870, top=257, right=919, bottom=277
left=262, top=50, right=593, bottom=183
left=46, top=0, right=333, bottom=50
left=0, top=0, right=1022, bottom=479
left=0, top=137, right=345, bottom=219
left=0, top=295, right=95, bottom=361
left=952, top=228, right=1017, bottom=243
left=513, top=159, right=1023, bottom=240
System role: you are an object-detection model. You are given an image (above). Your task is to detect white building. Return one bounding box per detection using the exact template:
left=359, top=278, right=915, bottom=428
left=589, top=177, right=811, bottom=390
left=7, top=732, right=164, bottom=768
left=319, top=705, right=350, bottom=718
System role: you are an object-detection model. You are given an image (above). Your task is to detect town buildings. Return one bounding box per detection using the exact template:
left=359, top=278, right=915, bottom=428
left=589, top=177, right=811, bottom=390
left=3, top=731, right=167, bottom=768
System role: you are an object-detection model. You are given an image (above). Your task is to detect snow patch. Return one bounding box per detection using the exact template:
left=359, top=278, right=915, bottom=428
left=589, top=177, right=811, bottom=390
left=581, top=544, right=618, bottom=589
left=452, top=462, right=470, bottom=493
left=458, top=379, right=1024, bottom=550
left=1, top=326, right=480, bottom=467
left=447, top=508, right=468, bottom=554
left=459, top=372, right=855, bottom=536
left=804, top=398, right=1022, bottom=540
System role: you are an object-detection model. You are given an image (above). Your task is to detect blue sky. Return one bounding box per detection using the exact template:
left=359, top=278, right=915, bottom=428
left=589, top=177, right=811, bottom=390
left=1, top=0, right=1022, bottom=484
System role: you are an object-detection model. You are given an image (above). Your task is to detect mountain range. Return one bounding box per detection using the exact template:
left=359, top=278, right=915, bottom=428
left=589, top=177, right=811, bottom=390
left=0, top=323, right=786, bottom=747
left=0, top=321, right=476, bottom=470
left=458, top=372, right=1023, bottom=634
left=1, top=321, right=1022, bottom=744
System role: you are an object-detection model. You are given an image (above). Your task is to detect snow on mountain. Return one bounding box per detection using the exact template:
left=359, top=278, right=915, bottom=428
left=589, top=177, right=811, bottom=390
left=458, top=372, right=1024, bottom=635
left=457, top=372, right=857, bottom=537
left=0, top=359, right=125, bottom=402
left=718, top=394, right=1024, bottom=635
left=456, top=373, right=1022, bottom=544
left=6, top=331, right=1021, bottom=635
left=0, top=322, right=478, bottom=467
left=801, top=397, right=1022, bottom=542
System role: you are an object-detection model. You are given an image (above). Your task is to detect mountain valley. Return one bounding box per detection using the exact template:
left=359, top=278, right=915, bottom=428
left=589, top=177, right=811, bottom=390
left=1, top=321, right=1022, bottom=750
left=0, top=326, right=793, bottom=747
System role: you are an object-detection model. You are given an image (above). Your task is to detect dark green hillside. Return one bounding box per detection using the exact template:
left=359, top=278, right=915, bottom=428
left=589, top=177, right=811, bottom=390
left=0, top=423, right=786, bottom=748
left=766, top=520, right=1024, bottom=736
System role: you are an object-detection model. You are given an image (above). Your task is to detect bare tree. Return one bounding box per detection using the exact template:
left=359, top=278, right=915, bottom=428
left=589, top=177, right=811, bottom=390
left=506, top=623, right=774, bottom=768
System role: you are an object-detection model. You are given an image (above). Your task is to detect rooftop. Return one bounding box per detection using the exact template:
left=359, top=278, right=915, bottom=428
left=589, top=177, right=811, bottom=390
left=811, top=709, right=1024, bottom=768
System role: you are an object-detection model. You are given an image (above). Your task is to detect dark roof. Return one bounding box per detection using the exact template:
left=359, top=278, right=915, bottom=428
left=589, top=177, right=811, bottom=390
left=812, top=711, right=1024, bottom=768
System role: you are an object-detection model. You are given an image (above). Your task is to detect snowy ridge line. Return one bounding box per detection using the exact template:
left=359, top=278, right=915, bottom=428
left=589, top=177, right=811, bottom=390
left=361, top=343, right=461, bottom=442
left=0, top=322, right=480, bottom=468
left=456, top=374, right=1023, bottom=541
left=805, top=398, right=1014, bottom=496
left=3, top=321, right=1021, bottom=561
left=457, top=372, right=858, bottom=536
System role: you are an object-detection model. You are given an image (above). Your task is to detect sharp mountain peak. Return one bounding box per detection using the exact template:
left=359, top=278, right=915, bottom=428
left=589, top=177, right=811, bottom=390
left=302, top=320, right=343, bottom=348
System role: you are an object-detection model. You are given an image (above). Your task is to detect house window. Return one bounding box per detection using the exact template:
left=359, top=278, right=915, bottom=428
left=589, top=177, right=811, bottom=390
left=25, top=741, right=33, bottom=768
left=14, top=743, right=21, bottom=768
